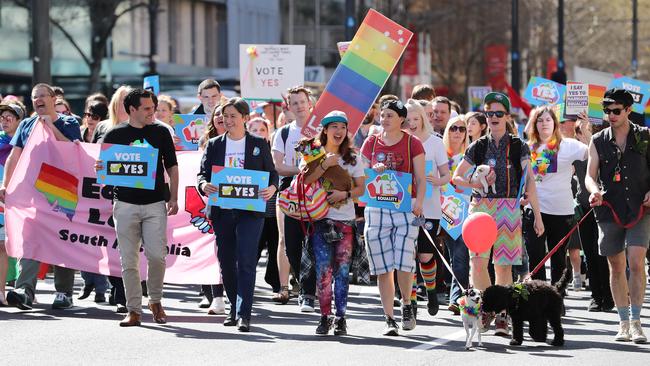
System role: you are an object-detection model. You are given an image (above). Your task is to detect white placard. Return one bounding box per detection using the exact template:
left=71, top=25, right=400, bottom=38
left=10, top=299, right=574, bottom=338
left=239, top=44, right=305, bottom=101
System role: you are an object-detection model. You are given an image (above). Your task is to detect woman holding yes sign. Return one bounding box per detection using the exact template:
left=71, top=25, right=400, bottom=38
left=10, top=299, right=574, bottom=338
left=197, top=97, right=278, bottom=332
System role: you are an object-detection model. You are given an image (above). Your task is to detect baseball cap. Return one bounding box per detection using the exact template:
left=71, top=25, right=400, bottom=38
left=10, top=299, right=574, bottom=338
left=483, top=92, right=511, bottom=112
left=0, top=103, right=25, bottom=120
left=602, top=88, right=634, bottom=107
left=320, top=110, right=348, bottom=127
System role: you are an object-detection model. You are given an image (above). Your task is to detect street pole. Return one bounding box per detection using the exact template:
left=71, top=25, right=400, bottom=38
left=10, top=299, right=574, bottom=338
left=552, top=0, right=567, bottom=84
left=31, top=0, right=51, bottom=85
left=344, top=0, right=356, bottom=40
left=511, top=0, right=520, bottom=92
left=632, top=0, right=638, bottom=77
left=147, top=0, right=159, bottom=76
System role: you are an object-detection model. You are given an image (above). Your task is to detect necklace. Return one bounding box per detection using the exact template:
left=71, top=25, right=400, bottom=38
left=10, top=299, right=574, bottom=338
left=530, top=137, right=558, bottom=181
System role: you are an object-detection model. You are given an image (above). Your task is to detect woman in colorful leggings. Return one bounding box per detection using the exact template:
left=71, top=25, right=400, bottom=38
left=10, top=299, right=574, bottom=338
left=302, top=111, right=366, bottom=335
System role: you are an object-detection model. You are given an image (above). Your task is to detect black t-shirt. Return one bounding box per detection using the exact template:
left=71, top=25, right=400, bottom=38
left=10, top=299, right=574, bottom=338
left=102, top=122, right=178, bottom=205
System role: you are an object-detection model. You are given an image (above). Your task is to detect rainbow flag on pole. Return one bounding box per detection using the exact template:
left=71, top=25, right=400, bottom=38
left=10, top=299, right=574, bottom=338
left=302, top=9, right=413, bottom=138
left=34, top=162, right=79, bottom=220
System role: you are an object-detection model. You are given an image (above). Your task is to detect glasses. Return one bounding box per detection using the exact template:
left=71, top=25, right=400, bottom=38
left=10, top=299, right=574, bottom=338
left=485, top=111, right=506, bottom=118
left=449, top=125, right=466, bottom=133
left=603, top=107, right=624, bottom=115
left=83, top=113, right=101, bottom=121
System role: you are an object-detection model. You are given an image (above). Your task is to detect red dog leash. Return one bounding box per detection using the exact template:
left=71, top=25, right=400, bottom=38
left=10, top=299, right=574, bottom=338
left=526, top=202, right=646, bottom=280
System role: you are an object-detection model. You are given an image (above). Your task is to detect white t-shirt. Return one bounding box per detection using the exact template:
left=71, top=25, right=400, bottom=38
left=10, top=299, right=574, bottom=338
left=422, top=134, right=448, bottom=219
left=533, top=138, right=587, bottom=215
left=271, top=121, right=303, bottom=175
left=225, top=135, right=246, bottom=168
left=327, top=156, right=365, bottom=221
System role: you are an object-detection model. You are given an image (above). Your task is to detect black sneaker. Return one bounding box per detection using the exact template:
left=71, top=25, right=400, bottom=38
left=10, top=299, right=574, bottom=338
left=401, top=304, right=416, bottom=331
left=316, top=315, right=333, bottom=336
left=588, top=299, right=602, bottom=312
left=602, top=298, right=615, bottom=312
left=427, top=290, right=439, bottom=316
left=383, top=316, right=399, bottom=336
left=6, top=289, right=33, bottom=310
left=78, top=284, right=94, bottom=300
left=334, top=317, right=347, bottom=336
left=411, top=300, right=418, bottom=320
left=416, top=285, right=427, bottom=301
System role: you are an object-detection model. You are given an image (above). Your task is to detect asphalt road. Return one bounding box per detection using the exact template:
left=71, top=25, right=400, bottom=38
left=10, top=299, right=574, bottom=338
left=1, top=259, right=649, bottom=366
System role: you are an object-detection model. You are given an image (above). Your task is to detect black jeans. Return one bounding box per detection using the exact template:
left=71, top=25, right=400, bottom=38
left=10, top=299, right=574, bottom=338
left=257, top=216, right=281, bottom=292
left=284, top=216, right=316, bottom=298
left=579, top=208, right=612, bottom=303
left=525, top=211, right=573, bottom=283
left=108, top=276, right=126, bottom=306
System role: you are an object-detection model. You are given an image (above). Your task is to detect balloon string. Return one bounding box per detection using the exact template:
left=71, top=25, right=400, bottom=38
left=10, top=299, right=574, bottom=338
left=420, top=227, right=467, bottom=294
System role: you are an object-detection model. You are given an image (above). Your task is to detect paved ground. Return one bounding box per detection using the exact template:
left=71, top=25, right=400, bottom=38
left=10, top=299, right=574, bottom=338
left=1, top=258, right=649, bottom=366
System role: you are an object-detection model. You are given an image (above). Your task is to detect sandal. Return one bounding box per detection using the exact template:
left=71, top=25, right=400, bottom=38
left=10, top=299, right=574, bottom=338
left=272, top=286, right=290, bottom=305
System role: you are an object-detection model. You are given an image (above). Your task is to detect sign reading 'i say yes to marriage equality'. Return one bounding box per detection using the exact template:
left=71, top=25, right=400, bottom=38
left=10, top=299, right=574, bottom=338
left=208, top=166, right=269, bottom=213
left=97, top=143, right=158, bottom=190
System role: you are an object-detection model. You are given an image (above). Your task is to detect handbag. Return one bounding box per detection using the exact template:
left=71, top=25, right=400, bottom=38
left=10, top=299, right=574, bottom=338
left=278, top=172, right=329, bottom=222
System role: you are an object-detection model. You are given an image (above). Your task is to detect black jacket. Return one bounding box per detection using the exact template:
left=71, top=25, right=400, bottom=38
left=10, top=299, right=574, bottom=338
left=197, top=132, right=279, bottom=220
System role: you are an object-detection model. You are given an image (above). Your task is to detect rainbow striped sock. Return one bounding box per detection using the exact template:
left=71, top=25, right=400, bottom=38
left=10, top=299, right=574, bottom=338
left=420, top=258, right=437, bottom=292
left=410, top=274, right=418, bottom=302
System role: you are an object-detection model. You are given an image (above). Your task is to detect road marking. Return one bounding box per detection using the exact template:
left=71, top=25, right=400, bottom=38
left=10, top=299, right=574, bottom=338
left=409, top=329, right=467, bottom=351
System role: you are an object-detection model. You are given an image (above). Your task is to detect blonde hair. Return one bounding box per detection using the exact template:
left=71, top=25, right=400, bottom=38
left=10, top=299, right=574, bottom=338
left=442, top=115, right=469, bottom=153
left=157, top=94, right=177, bottom=111
left=526, top=105, right=563, bottom=147
left=108, top=86, right=132, bottom=126
left=405, top=98, right=433, bottom=135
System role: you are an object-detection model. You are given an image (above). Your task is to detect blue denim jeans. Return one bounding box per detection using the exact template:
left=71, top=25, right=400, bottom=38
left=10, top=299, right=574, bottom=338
left=81, top=272, right=110, bottom=294
left=213, top=210, right=264, bottom=320
left=443, top=234, right=470, bottom=305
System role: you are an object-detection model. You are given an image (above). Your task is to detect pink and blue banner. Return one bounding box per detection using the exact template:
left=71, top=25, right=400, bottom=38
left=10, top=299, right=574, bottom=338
left=5, top=123, right=220, bottom=284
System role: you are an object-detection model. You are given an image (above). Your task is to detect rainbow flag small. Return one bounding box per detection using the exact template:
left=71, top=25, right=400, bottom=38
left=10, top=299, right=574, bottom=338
left=34, top=162, right=79, bottom=220
left=302, top=9, right=413, bottom=138
left=645, top=99, right=650, bottom=127
left=587, top=84, right=606, bottom=124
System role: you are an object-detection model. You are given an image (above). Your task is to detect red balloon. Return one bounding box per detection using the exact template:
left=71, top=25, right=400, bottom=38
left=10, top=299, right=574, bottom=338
left=462, top=212, right=497, bottom=254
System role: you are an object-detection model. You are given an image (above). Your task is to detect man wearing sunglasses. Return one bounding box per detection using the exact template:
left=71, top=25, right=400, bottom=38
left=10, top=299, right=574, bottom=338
left=585, top=88, right=650, bottom=344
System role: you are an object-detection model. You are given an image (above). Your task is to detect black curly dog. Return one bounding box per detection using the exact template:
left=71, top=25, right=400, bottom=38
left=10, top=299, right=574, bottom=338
left=481, top=270, right=570, bottom=346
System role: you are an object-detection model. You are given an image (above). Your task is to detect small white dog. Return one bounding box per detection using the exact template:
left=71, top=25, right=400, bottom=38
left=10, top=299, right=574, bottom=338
left=471, top=165, right=495, bottom=196
left=460, top=288, right=483, bottom=350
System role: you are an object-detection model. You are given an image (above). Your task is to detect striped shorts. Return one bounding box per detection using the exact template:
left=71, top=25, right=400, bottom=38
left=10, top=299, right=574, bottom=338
left=363, top=207, right=418, bottom=275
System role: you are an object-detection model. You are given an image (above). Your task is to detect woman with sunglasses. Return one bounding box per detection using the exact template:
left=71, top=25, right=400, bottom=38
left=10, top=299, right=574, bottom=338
left=405, top=99, right=450, bottom=316
left=453, top=92, right=544, bottom=336
left=524, top=106, right=588, bottom=287
left=440, top=115, right=472, bottom=314
left=465, top=111, right=488, bottom=143
left=360, top=99, right=426, bottom=336
left=81, top=101, right=108, bottom=143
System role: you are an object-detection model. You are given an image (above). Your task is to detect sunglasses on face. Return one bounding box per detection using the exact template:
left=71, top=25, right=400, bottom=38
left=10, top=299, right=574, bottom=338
left=449, top=125, right=466, bottom=133
left=83, top=113, right=101, bottom=121
left=485, top=111, right=506, bottom=118
left=603, top=107, right=624, bottom=115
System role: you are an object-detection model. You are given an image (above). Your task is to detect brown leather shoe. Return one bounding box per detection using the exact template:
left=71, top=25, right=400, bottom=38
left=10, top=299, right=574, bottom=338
left=119, top=311, right=141, bottom=327
left=149, top=302, right=167, bottom=324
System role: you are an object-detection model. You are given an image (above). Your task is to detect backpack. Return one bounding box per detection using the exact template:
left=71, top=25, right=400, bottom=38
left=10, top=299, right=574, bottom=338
left=472, top=134, right=523, bottom=190
left=278, top=124, right=294, bottom=190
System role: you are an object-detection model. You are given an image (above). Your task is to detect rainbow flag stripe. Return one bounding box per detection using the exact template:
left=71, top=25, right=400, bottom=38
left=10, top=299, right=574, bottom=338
left=34, top=162, right=78, bottom=220
left=302, top=9, right=412, bottom=138
left=588, top=84, right=606, bottom=123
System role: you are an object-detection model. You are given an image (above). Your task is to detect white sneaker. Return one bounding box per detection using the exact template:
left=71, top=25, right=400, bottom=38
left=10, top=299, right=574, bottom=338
left=614, top=320, right=631, bottom=342
left=630, top=320, right=647, bottom=344
left=494, top=312, right=510, bottom=336
left=572, top=273, right=582, bottom=292
left=207, top=297, right=226, bottom=315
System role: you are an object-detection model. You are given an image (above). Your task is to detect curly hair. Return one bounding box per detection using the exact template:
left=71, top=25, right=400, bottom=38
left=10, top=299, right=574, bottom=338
left=316, top=124, right=357, bottom=166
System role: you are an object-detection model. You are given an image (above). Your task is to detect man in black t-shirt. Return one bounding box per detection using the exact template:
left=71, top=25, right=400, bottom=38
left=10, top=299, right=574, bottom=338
left=97, top=89, right=179, bottom=327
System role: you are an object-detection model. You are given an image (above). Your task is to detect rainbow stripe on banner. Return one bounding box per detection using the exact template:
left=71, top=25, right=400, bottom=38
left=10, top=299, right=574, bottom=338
left=34, top=162, right=79, bottom=220
left=302, top=9, right=413, bottom=138
left=588, top=84, right=606, bottom=124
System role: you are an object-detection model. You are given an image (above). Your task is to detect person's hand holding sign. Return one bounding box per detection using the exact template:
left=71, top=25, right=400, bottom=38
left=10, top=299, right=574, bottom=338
left=260, top=185, right=277, bottom=201
left=202, top=182, right=218, bottom=195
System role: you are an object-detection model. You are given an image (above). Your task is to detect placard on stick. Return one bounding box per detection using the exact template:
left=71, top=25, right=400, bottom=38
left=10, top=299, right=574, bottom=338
left=239, top=44, right=305, bottom=102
